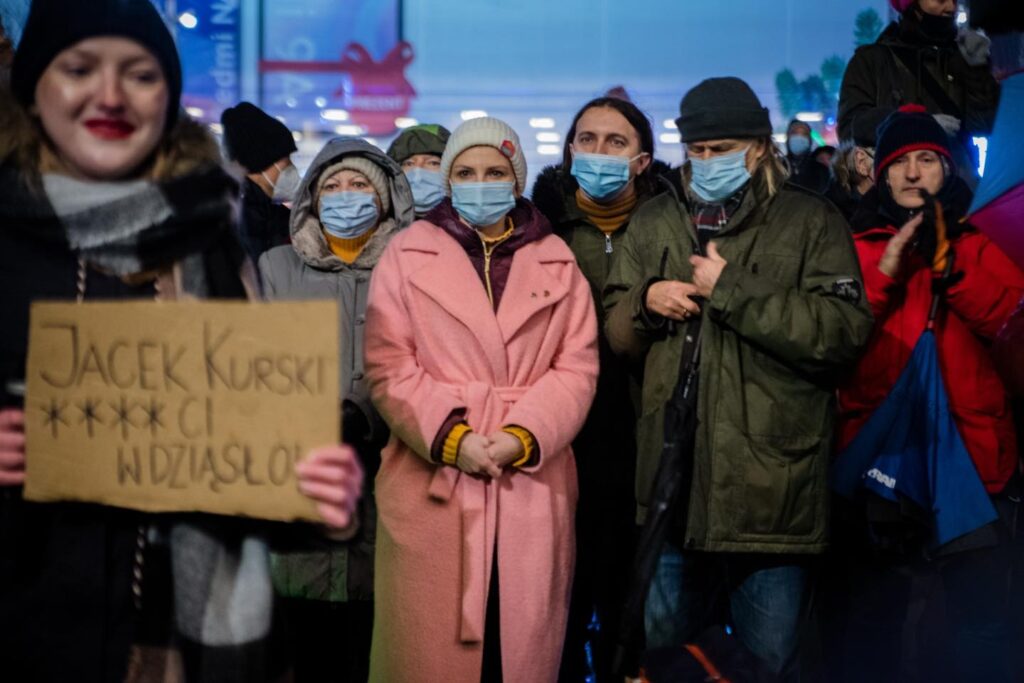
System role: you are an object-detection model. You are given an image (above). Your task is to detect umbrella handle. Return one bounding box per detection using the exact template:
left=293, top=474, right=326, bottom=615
left=928, top=249, right=957, bottom=329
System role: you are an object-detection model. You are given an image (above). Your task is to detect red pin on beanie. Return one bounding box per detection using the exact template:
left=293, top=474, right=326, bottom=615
left=874, top=103, right=955, bottom=182
left=439, top=117, right=529, bottom=194
left=890, top=0, right=914, bottom=12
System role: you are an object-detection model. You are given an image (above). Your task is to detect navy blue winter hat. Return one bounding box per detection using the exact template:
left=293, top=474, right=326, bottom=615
left=11, top=0, right=182, bottom=128
left=675, top=77, right=772, bottom=143
left=874, top=104, right=954, bottom=182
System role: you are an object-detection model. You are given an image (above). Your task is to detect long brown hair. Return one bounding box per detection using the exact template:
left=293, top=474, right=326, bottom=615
left=561, top=96, right=657, bottom=197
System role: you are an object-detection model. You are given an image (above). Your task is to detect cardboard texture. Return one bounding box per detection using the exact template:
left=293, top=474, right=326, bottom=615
left=23, top=300, right=340, bottom=522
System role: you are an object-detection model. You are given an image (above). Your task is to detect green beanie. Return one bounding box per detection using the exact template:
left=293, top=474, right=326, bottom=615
left=386, top=124, right=451, bottom=164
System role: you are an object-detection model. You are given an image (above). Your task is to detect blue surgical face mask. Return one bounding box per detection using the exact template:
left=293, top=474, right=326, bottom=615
left=689, top=147, right=751, bottom=203
left=787, top=134, right=811, bottom=156
left=405, top=167, right=446, bottom=214
left=570, top=151, right=643, bottom=201
left=319, top=191, right=380, bottom=239
left=450, top=181, right=516, bottom=227
left=265, top=162, right=301, bottom=202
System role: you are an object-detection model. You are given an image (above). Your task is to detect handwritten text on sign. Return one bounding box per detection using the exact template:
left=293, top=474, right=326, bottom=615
left=24, top=301, right=340, bottom=522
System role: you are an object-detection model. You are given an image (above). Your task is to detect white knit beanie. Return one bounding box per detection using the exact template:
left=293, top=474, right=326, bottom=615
left=439, top=117, right=527, bottom=195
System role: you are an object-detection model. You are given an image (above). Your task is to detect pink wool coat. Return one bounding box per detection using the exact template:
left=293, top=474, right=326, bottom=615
left=364, top=220, right=598, bottom=682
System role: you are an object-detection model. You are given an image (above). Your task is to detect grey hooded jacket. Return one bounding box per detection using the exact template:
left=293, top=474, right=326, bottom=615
left=258, top=137, right=413, bottom=601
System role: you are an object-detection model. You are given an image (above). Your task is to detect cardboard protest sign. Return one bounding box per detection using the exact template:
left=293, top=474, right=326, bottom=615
left=23, top=301, right=340, bottom=522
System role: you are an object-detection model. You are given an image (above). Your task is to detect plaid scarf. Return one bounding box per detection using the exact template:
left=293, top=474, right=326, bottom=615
left=35, top=166, right=244, bottom=298
left=689, top=187, right=746, bottom=251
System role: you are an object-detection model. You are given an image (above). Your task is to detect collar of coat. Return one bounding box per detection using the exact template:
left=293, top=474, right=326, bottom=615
left=396, top=220, right=576, bottom=357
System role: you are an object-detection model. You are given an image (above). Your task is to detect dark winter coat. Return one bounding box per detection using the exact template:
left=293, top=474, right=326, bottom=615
left=838, top=18, right=1000, bottom=141
left=259, top=137, right=414, bottom=602
left=823, top=178, right=864, bottom=225
left=532, top=164, right=661, bottom=525
left=604, top=170, right=873, bottom=553
left=238, top=177, right=291, bottom=265
left=787, top=153, right=831, bottom=195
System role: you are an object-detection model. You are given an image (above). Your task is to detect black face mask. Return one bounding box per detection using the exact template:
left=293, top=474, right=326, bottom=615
left=914, top=5, right=958, bottom=44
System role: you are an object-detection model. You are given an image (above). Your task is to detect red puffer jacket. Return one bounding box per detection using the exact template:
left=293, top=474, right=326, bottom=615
left=837, top=222, right=1024, bottom=493
left=993, top=297, right=1024, bottom=397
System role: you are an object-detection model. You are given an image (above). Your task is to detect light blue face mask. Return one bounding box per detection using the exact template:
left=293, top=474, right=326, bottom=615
left=451, top=181, right=516, bottom=227
left=319, top=191, right=380, bottom=239
left=570, top=152, right=640, bottom=201
left=405, top=167, right=446, bottom=214
left=787, top=134, right=811, bottom=156
left=689, top=147, right=751, bottom=203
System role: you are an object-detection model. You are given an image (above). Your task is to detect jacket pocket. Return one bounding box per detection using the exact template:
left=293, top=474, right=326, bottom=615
left=738, top=434, right=821, bottom=537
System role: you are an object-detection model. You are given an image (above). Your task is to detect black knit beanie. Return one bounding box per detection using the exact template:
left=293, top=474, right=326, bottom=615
left=874, top=104, right=954, bottom=182
left=675, top=77, right=772, bottom=143
left=11, top=0, right=182, bottom=128
left=386, top=124, right=451, bottom=164
left=220, top=102, right=297, bottom=173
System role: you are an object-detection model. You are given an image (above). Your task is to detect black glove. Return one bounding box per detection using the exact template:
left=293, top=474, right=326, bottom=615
left=915, top=192, right=940, bottom=265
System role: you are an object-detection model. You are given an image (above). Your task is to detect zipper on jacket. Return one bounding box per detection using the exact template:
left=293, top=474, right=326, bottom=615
left=478, top=221, right=515, bottom=309
left=483, top=243, right=497, bottom=308
left=605, top=233, right=613, bottom=255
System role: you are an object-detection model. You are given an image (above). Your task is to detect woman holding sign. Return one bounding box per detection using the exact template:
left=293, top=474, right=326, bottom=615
left=259, top=137, right=414, bottom=681
left=0, top=1, right=361, bottom=681
left=364, top=117, right=599, bottom=682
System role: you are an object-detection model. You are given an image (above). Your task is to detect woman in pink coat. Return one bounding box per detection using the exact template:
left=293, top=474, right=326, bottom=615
left=364, top=117, right=599, bottom=682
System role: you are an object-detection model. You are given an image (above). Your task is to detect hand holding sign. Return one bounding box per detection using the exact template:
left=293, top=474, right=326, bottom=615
left=296, top=444, right=363, bottom=531
left=0, top=409, right=26, bottom=486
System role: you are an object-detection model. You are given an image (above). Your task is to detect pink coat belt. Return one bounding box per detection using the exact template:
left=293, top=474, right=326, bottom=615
left=427, top=381, right=529, bottom=643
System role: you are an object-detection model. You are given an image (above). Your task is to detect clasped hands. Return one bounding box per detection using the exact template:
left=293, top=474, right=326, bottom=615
left=456, top=431, right=524, bottom=479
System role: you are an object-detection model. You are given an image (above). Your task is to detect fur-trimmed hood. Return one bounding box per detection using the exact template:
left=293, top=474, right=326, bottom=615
left=288, top=136, right=414, bottom=271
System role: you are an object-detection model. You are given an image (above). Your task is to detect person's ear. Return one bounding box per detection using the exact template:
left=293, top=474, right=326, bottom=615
left=634, top=153, right=652, bottom=176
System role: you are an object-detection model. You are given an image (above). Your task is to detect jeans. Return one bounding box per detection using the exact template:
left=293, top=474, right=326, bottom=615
left=645, top=544, right=809, bottom=675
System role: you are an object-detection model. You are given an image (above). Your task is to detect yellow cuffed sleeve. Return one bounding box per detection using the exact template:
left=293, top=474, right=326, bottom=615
left=502, top=425, right=536, bottom=468
left=442, top=423, right=473, bottom=466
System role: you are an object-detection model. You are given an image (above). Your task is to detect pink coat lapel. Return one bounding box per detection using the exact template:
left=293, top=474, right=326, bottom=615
left=497, top=239, right=572, bottom=343
left=402, top=225, right=508, bottom=382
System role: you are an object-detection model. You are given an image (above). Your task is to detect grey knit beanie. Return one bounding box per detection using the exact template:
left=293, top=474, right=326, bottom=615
left=439, top=117, right=527, bottom=194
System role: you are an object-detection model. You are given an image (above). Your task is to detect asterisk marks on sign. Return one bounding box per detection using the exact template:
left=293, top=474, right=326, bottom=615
left=76, top=397, right=104, bottom=438
left=40, top=398, right=69, bottom=438
left=109, top=396, right=138, bottom=439
left=141, top=397, right=165, bottom=436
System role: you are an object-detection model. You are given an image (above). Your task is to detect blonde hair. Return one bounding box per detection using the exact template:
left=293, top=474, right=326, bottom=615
left=748, top=136, right=789, bottom=198
left=831, top=141, right=861, bottom=195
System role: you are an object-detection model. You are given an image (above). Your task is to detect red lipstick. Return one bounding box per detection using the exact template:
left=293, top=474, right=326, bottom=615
left=84, top=118, right=136, bottom=140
